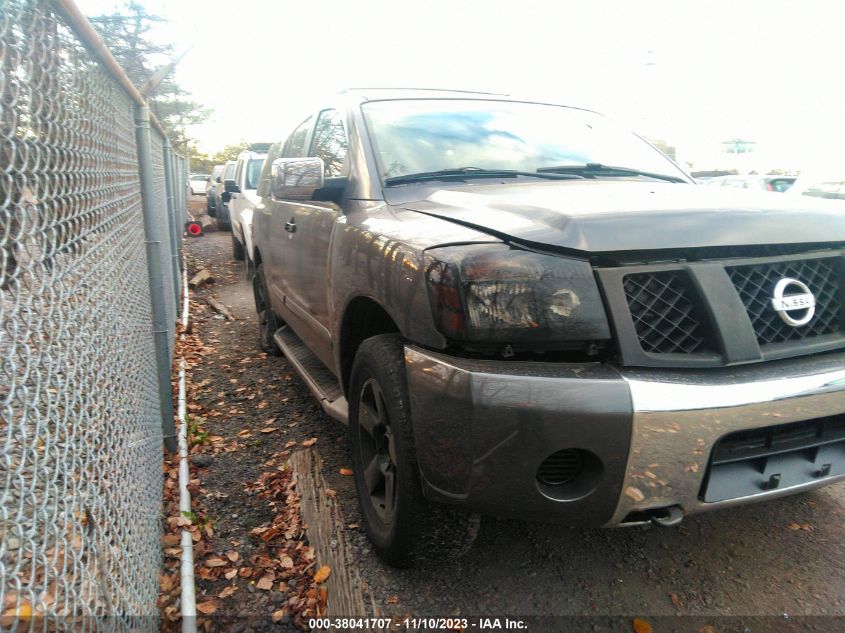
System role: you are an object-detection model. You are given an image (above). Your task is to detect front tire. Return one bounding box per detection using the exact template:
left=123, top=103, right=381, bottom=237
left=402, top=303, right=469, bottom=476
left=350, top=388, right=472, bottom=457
left=232, top=231, right=245, bottom=261
left=348, top=334, right=480, bottom=567
left=216, top=205, right=230, bottom=231
left=253, top=264, right=281, bottom=356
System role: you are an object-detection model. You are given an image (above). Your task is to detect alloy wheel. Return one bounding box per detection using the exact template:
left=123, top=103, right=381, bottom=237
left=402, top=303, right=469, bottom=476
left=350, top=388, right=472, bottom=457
left=357, top=378, right=397, bottom=523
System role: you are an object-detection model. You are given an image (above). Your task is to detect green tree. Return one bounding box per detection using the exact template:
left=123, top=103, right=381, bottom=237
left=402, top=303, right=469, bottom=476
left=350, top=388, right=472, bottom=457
left=187, top=143, right=215, bottom=174
left=212, top=141, right=250, bottom=164
left=88, top=2, right=210, bottom=145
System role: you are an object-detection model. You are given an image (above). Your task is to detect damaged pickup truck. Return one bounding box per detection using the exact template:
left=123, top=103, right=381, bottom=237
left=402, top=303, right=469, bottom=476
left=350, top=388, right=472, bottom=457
left=251, top=89, right=845, bottom=567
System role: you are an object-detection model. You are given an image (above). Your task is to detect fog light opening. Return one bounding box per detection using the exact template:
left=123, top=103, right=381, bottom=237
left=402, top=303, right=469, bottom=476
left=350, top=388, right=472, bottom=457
left=536, top=448, right=603, bottom=501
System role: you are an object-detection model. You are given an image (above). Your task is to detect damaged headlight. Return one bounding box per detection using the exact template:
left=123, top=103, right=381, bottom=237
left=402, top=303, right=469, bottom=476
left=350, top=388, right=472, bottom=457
left=425, top=244, right=611, bottom=349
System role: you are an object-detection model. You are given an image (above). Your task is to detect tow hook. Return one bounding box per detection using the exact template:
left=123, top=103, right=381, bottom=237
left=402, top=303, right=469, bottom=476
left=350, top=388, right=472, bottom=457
left=649, top=505, right=684, bottom=527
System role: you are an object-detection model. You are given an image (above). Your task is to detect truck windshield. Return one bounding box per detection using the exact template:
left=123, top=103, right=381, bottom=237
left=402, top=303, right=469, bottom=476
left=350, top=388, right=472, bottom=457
left=361, top=99, right=689, bottom=183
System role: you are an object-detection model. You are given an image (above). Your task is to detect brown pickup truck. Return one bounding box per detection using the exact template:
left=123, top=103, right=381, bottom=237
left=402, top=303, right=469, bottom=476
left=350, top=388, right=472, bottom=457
left=252, top=89, right=845, bottom=567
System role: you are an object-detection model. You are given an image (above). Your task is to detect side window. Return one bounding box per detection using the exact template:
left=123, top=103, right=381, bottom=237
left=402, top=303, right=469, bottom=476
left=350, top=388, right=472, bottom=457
left=234, top=159, right=244, bottom=186
left=803, top=181, right=841, bottom=198
left=309, top=109, right=348, bottom=177
left=284, top=117, right=312, bottom=158
left=224, top=162, right=236, bottom=180
left=256, top=143, right=282, bottom=198
left=246, top=158, right=265, bottom=190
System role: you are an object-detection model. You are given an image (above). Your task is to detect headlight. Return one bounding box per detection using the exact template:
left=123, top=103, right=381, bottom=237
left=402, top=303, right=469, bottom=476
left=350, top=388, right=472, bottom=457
left=425, top=244, right=610, bottom=349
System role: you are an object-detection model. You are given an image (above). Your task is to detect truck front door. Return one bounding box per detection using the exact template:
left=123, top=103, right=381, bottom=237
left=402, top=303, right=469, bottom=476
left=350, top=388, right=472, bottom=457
left=278, top=108, right=349, bottom=369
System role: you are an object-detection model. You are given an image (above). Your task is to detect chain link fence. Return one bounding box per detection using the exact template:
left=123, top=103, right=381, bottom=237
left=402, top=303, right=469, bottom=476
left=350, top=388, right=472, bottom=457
left=1, top=1, right=187, bottom=628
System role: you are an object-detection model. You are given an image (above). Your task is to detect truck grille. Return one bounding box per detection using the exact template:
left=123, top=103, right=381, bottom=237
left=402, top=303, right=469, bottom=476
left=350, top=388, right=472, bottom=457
left=701, top=415, right=845, bottom=502
left=622, top=271, right=710, bottom=354
left=601, top=251, right=845, bottom=367
left=727, top=258, right=843, bottom=346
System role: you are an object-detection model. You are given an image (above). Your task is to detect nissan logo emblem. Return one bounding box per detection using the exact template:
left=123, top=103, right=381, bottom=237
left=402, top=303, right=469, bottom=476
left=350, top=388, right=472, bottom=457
left=771, top=278, right=815, bottom=327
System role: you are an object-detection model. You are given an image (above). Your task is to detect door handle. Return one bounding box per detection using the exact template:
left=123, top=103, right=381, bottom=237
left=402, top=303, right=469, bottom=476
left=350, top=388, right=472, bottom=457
left=284, top=218, right=297, bottom=233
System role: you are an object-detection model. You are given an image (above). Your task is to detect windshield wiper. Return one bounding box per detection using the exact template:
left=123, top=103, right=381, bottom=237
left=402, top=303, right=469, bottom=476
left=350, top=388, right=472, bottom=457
left=384, top=166, right=583, bottom=186
left=537, top=163, right=687, bottom=183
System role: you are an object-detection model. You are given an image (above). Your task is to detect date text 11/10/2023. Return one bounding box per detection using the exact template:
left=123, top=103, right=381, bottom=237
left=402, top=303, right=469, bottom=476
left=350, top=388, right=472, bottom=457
left=307, top=617, right=528, bottom=630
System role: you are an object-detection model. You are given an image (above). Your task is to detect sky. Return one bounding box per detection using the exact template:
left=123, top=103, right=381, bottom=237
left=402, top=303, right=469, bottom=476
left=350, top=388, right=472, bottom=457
left=76, top=0, right=845, bottom=171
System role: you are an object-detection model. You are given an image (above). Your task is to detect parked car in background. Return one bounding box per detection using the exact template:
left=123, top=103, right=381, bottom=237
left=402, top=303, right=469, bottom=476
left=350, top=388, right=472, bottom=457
left=252, top=89, right=845, bottom=567
left=206, top=164, right=225, bottom=215
left=212, top=160, right=237, bottom=230
left=189, top=173, right=211, bottom=195
left=228, top=144, right=270, bottom=275
left=704, top=174, right=796, bottom=192
left=788, top=173, right=845, bottom=201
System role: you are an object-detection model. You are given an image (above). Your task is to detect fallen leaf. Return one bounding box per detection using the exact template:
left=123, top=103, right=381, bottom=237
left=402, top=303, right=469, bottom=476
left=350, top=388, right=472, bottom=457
left=787, top=522, right=802, bottom=531
left=326, top=489, right=337, bottom=498
left=260, top=428, right=278, bottom=434
left=313, top=565, right=331, bottom=584
left=256, top=575, right=274, bottom=590
left=339, top=468, right=354, bottom=476
left=347, top=523, right=359, bottom=529
left=237, top=429, right=251, bottom=437
left=1, top=602, right=32, bottom=623
left=196, top=600, right=217, bottom=615
left=632, top=618, right=652, bottom=633
left=698, top=626, right=716, bottom=633
left=670, top=592, right=684, bottom=611
left=224, top=569, right=238, bottom=580
left=226, top=550, right=240, bottom=562
left=272, top=609, right=288, bottom=623
left=204, top=557, right=227, bottom=568
left=280, top=556, right=294, bottom=569
left=285, top=440, right=297, bottom=449
left=386, top=595, right=399, bottom=605
left=302, top=438, right=317, bottom=447
left=159, top=574, right=175, bottom=592
left=219, top=585, right=238, bottom=599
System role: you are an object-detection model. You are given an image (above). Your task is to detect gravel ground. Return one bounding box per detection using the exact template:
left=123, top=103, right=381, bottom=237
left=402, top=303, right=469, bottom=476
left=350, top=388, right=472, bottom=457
left=185, top=216, right=845, bottom=632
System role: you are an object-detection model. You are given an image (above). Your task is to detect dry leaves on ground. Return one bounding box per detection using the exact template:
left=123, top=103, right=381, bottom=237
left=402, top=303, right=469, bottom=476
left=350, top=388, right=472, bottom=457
left=236, top=457, right=330, bottom=627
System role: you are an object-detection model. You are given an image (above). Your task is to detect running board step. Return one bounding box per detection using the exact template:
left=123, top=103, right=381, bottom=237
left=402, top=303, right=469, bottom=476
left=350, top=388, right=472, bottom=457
left=273, top=326, right=348, bottom=424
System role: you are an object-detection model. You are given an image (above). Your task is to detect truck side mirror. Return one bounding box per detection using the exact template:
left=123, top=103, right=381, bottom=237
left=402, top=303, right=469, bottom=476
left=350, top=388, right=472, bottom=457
left=271, top=157, right=324, bottom=200
left=224, top=179, right=240, bottom=194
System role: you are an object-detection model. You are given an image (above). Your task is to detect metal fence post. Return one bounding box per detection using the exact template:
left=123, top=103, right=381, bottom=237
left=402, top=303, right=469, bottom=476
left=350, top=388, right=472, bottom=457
left=163, top=140, right=182, bottom=309
left=135, top=103, right=178, bottom=452
left=176, top=154, right=188, bottom=261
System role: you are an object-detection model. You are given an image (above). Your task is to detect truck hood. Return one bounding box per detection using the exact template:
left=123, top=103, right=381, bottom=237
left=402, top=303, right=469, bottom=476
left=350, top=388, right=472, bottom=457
left=395, top=180, right=845, bottom=254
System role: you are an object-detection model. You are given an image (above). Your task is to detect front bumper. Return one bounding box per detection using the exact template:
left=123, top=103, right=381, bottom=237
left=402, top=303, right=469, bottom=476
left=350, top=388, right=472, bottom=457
left=404, top=346, right=845, bottom=527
